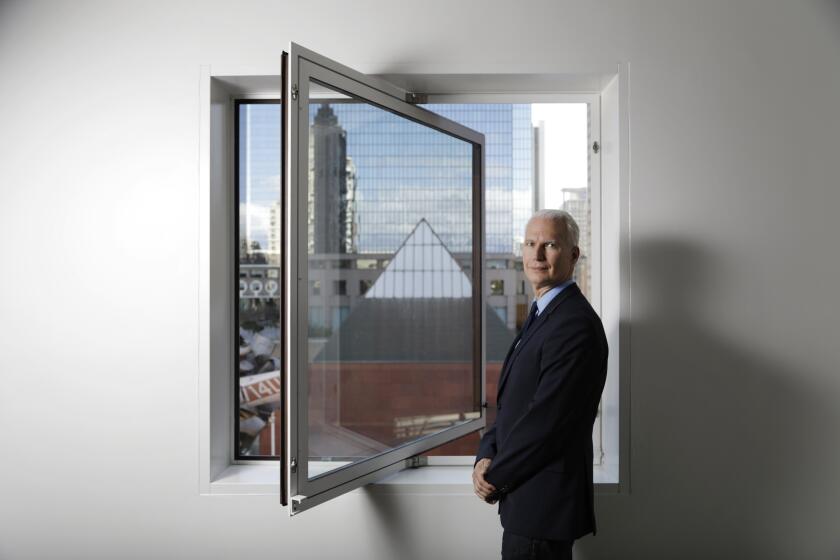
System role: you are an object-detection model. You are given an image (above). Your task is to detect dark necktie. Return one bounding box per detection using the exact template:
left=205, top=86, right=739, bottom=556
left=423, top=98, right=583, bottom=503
left=519, top=301, right=539, bottom=339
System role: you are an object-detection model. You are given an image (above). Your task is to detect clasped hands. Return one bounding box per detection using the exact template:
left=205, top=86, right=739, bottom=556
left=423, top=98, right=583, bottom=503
left=472, top=458, right=498, bottom=504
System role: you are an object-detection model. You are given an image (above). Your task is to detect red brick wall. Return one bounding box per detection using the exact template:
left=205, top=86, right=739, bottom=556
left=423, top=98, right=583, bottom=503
left=307, top=361, right=503, bottom=455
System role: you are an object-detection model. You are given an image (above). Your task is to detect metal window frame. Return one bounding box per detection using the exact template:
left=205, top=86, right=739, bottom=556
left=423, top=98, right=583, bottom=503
left=285, top=43, right=486, bottom=515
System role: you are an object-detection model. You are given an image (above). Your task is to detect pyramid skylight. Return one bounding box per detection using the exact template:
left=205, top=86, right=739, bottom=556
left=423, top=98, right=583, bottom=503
left=366, top=219, right=472, bottom=299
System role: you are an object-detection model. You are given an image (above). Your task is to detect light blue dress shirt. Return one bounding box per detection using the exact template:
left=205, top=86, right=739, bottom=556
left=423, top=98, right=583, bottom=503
left=534, top=279, right=575, bottom=316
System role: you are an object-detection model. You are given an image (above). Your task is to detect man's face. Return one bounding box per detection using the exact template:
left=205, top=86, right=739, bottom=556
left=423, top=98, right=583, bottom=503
left=523, top=217, right=580, bottom=296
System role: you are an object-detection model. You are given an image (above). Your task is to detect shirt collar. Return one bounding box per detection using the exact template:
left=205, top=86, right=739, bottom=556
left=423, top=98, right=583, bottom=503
left=535, top=279, right=575, bottom=315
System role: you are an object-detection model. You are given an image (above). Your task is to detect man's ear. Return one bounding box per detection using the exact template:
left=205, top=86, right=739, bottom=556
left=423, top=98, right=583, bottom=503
left=572, top=246, right=580, bottom=262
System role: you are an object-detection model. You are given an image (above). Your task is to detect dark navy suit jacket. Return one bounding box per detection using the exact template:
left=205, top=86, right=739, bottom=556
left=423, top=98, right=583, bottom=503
left=476, top=282, right=608, bottom=541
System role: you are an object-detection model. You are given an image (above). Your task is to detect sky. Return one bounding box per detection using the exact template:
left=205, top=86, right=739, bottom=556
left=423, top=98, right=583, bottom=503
left=531, top=103, right=589, bottom=209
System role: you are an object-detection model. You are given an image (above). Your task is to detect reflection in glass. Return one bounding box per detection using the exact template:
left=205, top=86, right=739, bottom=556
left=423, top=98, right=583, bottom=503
left=305, top=82, right=483, bottom=478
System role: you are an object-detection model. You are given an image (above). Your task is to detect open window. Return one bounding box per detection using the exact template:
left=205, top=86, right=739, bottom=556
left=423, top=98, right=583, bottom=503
left=282, top=44, right=486, bottom=514
left=212, top=49, right=625, bottom=509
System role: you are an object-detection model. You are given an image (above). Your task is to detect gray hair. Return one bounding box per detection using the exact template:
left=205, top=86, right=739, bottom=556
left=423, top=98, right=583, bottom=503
left=529, top=209, right=580, bottom=248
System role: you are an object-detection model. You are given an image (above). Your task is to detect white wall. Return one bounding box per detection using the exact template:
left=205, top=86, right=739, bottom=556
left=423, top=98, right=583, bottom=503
left=1, top=1, right=839, bottom=558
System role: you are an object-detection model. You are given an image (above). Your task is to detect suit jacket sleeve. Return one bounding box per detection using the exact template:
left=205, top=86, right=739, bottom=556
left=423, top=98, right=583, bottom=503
left=483, top=316, right=606, bottom=495
left=475, top=422, right=497, bottom=466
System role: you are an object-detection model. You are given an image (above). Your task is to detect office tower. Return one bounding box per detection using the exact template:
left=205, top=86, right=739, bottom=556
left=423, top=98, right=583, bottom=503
left=238, top=103, right=281, bottom=259
left=309, top=103, right=358, bottom=255
left=561, top=187, right=591, bottom=297
left=268, top=201, right=282, bottom=266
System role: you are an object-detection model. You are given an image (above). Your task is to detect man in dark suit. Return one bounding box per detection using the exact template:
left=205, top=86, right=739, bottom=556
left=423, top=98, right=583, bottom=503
left=473, top=209, right=608, bottom=560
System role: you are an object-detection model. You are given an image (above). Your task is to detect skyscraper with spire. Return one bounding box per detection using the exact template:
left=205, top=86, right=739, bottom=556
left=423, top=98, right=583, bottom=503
left=309, top=103, right=358, bottom=255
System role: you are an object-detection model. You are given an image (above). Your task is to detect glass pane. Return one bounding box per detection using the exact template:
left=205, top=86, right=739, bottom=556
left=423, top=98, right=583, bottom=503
left=305, top=81, right=480, bottom=479
left=236, top=102, right=283, bottom=458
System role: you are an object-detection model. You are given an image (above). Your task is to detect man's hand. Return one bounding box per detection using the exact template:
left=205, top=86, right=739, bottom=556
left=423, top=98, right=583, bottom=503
left=472, top=458, right=497, bottom=504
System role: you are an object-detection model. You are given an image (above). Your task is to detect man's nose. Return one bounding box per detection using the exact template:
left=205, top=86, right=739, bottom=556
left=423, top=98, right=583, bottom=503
left=536, top=245, right=546, bottom=260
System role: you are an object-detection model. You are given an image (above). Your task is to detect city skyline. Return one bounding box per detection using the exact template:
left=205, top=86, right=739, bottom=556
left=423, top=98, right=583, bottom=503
left=240, top=102, right=590, bottom=258
left=238, top=102, right=538, bottom=256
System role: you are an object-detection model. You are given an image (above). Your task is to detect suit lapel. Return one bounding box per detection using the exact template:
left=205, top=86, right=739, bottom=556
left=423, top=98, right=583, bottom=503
left=496, top=283, right=580, bottom=399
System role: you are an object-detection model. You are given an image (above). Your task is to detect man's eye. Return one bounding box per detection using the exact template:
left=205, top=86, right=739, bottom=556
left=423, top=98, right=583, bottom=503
left=546, top=242, right=556, bottom=248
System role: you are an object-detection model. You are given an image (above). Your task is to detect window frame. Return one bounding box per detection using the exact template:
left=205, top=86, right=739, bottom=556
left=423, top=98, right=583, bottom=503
left=233, top=98, right=287, bottom=465
left=286, top=44, right=487, bottom=514
left=199, top=63, right=630, bottom=503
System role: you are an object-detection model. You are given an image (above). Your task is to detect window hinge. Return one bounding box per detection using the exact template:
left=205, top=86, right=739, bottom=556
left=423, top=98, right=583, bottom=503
left=405, top=456, right=428, bottom=469
left=592, top=141, right=600, bottom=154
left=291, top=85, right=299, bottom=101
left=291, top=496, right=304, bottom=515
left=290, top=457, right=298, bottom=473
left=405, top=92, right=428, bottom=104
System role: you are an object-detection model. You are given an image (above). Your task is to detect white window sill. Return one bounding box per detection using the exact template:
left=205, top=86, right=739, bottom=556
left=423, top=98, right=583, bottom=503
left=207, top=463, right=619, bottom=496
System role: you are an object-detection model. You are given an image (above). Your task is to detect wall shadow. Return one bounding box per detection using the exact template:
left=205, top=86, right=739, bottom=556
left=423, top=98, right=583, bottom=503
left=348, top=237, right=838, bottom=559
left=577, top=238, right=838, bottom=559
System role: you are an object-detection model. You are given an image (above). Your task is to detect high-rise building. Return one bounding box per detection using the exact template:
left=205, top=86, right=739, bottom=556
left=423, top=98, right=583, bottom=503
left=344, top=157, right=358, bottom=253
left=267, top=201, right=281, bottom=266
left=561, top=187, right=591, bottom=297
left=308, top=104, right=358, bottom=255
left=238, top=103, right=281, bottom=259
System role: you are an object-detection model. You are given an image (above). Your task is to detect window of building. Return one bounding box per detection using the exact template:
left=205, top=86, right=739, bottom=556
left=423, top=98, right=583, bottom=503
left=492, top=306, right=507, bottom=324
left=331, top=306, right=350, bottom=330
left=334, top=280, right=346, bottom=296
left=307, top=306, right=327, bottom=337
left=490, top=279, right=505, bottom=296
left=486, top=259, right=507, bottom=269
